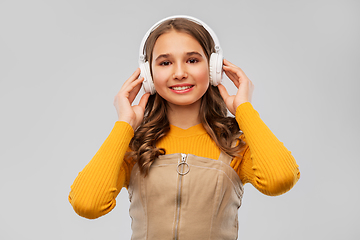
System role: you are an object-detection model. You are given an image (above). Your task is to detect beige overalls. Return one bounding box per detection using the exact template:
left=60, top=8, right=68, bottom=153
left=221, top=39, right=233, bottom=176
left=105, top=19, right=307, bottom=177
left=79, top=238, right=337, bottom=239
left=128, top=151, right=244, bottom=240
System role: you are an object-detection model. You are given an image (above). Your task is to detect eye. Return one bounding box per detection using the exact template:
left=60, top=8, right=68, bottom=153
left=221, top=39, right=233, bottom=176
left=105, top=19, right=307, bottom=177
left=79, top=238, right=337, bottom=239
left=187, top=58, right=199, bottom=64
left=160, top=61, right=171, bottom=66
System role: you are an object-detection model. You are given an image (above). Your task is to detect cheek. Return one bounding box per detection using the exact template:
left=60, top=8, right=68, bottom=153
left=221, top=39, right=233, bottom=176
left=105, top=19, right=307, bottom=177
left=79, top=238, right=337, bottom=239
left=195, top=65, right=210, bottom=85
left=152, top=71, right=171, bottom=102
left=152, top=67, right=168, bottom=90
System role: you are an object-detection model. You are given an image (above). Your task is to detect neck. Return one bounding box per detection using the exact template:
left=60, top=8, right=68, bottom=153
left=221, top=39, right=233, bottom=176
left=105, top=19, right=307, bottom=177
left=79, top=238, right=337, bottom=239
left=166, top=99, right=202, bottom=129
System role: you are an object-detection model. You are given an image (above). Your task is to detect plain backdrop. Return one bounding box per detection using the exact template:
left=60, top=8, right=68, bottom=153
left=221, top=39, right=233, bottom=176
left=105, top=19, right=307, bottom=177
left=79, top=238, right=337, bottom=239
left=1, top=0, right=359, bottom=239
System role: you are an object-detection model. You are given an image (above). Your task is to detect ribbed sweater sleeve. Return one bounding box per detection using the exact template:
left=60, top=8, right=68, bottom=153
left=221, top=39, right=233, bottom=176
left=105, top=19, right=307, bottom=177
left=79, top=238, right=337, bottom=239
left=68, top=121, right=134, bottom=219
left=234, top=102, right=300, bottom=196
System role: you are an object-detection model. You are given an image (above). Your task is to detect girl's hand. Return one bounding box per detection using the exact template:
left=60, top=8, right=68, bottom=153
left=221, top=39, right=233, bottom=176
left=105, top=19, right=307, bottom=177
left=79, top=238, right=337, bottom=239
left=217, top=59, right=254, bottom=115
left=113, top=68, right=150, bottom=130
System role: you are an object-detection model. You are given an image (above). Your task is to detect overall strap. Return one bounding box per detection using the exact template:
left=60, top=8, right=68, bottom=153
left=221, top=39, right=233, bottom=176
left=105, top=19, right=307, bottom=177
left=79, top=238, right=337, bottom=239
left=218, top=151, right=233, bottom=165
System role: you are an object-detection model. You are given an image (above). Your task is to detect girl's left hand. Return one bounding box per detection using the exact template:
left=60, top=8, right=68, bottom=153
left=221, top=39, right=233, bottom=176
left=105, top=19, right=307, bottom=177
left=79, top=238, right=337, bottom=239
left=217, top=59, right=254, bottom=115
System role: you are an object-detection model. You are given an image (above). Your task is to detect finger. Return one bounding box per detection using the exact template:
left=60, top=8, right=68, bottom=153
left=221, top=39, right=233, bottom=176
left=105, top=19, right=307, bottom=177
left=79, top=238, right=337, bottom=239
left=128, top=77, right=144, bottom=103
left=130, top=68, right=141, bottom=80
left=223, top=66, right=239, bottom=80
left=223, top=59, right=247, bottom=78
left=127, top=76, right=144, bottom=90
left=223, top=59, right=237, bottom=68
left=223, top=66, right=240, bottom=87
left=115, top=76, right=144, bottom=105
left=121, top=68, right=141, bottom=89
left=138, top=92, right=151, bottom=110
left=217, top=84, right=230, bottom=101
left=229, top=65, right=247, bottom=81
left=223, top=65, right=251, bottom=86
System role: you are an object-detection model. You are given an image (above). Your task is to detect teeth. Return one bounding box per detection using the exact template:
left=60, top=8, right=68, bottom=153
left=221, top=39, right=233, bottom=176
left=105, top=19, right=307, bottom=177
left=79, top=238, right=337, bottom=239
left=172, top=86, right=192, bottom=91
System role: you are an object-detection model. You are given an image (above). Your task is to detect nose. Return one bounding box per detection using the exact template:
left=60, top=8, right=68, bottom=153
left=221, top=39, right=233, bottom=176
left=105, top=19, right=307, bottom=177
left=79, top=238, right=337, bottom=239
left=173, top=63, right=188, bottom=80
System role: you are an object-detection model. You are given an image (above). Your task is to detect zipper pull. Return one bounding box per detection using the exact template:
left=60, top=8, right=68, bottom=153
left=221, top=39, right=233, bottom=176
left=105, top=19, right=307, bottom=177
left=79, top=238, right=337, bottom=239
left=177, top=153, right=190, bottom=175
left=181, top=153, right=187, bottom=162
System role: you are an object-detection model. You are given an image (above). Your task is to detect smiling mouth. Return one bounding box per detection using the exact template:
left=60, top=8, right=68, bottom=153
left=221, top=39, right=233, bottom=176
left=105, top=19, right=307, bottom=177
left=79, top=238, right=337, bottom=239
left=170, top=86, right=193, bottom=91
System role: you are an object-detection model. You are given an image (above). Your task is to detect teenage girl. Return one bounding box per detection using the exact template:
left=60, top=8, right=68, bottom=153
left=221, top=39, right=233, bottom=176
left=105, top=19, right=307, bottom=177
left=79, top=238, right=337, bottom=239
left=69, top=16, right=300, bottom=239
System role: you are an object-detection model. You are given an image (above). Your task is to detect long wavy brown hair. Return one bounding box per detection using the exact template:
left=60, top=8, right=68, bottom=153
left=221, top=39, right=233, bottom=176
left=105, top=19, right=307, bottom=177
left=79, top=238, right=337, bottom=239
left=127, top=18, right=245, bottom=175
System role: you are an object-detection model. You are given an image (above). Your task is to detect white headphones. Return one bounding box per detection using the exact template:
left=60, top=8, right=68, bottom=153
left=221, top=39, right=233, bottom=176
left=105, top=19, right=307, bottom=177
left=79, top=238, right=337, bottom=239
left=139, top=15, right=224, bottom=95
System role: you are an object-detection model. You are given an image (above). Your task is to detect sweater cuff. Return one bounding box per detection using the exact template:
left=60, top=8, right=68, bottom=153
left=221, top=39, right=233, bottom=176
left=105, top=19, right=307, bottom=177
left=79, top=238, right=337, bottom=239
left=235, top=102, right=258, bottom=129
left=113, top=121, right=134, bottom=142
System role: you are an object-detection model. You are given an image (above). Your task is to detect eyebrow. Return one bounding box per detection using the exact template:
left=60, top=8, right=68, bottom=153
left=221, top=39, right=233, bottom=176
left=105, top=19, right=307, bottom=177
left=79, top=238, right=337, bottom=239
left=154, top=54, right=170, bottom=62
left=154, top=51, right=204, bottom=62
left=186, top=51, right=203, bottom=58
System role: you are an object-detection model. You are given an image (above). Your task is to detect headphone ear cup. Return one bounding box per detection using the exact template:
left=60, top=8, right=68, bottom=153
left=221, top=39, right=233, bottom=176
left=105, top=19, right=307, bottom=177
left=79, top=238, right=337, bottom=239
left=209, top=53, right=223, bottom=86
left=140, top=61, right=156, bottom=94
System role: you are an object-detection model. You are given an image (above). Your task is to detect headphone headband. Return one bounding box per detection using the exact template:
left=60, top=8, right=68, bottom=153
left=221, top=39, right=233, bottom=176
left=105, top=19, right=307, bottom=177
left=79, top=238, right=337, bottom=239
left=139, top=15, right=222, bottom=64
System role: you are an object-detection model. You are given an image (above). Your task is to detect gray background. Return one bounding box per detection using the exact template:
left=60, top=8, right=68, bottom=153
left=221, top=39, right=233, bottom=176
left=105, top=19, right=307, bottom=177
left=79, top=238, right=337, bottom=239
left=1, top=0, right=359, bottom=239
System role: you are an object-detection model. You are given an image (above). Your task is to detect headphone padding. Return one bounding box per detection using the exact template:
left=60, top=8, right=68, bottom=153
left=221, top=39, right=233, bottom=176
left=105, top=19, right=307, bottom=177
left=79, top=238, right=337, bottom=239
left=140, top=61, right=156, bottom=94
left=209, top=52, right=223, bottom=86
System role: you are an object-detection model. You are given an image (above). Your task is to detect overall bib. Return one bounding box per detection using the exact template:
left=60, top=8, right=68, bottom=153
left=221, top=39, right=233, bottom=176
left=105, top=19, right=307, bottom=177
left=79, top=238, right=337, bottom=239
left=128, top=151, right=244, bottom=240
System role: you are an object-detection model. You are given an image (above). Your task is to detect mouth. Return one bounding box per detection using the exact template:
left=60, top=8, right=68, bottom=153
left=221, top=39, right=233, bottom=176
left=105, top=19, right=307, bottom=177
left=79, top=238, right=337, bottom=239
left=170, top=85, right=193, bottom=91
left=169, top=84, right=194, bottom=93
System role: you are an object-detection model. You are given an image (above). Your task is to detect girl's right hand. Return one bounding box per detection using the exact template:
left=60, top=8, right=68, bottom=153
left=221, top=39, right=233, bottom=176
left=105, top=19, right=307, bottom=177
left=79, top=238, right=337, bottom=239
left=113, top=68, right=151, bottom=130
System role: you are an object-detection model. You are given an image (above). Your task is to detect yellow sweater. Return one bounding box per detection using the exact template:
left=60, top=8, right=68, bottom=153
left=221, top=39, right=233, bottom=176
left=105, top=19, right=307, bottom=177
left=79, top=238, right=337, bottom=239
left=69, top=102, right=300, bottom=219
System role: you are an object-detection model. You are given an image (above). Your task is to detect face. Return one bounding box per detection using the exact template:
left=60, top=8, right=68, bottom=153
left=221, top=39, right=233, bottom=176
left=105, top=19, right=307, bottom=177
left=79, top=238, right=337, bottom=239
left=151, top=30, right=209, bottom=108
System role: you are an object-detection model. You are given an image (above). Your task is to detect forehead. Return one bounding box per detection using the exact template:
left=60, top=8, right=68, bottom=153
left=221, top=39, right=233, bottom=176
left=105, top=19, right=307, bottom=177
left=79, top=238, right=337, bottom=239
left=152, top=30, right=205, bottom=56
